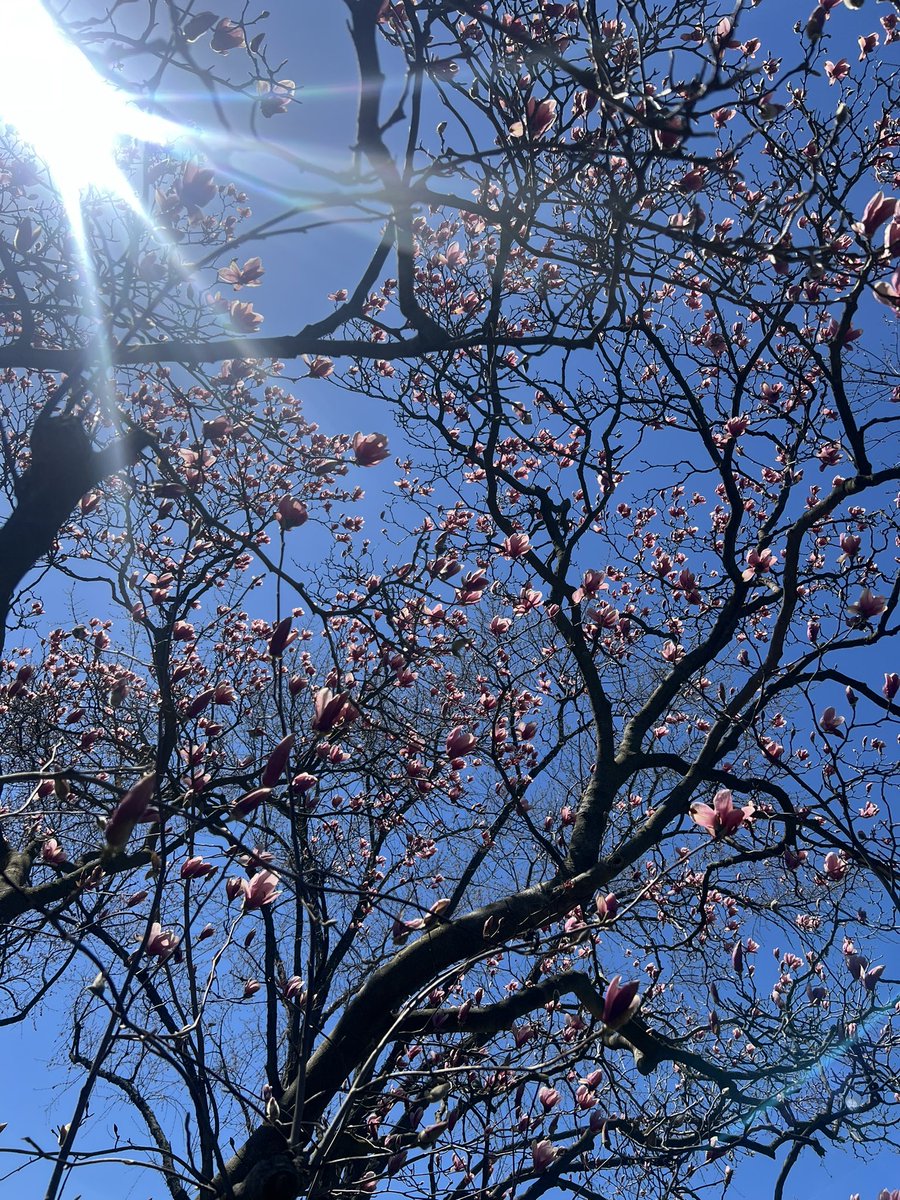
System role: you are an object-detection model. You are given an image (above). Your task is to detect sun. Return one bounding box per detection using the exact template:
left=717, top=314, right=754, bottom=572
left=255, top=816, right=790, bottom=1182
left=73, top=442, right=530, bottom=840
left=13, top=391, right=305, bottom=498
left=0, top=0, right=179, bottom=213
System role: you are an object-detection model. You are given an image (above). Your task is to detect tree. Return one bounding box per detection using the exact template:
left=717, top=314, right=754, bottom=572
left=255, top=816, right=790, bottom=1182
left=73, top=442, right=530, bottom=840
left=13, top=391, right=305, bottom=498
left=0, top=1, right=898, bottom=1198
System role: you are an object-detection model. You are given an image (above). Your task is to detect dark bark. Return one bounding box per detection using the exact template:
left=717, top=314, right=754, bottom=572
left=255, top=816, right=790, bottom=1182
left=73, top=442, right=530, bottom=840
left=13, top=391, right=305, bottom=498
left=0, top=416, right=151, bottom=649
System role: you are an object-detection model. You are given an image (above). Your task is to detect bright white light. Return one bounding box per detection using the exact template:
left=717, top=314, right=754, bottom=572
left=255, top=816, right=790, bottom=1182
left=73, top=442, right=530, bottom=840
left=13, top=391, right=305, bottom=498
left=0, top=0, right=178, bottom=207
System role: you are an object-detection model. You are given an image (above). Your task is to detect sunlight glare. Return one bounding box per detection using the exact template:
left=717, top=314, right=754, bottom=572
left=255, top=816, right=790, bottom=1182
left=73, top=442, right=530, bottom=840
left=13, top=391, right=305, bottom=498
left=0, top=0, right=179, bottom=210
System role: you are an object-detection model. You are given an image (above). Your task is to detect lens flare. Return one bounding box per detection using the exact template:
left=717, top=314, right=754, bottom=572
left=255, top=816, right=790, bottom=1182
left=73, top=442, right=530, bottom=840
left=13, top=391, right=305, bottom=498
left=0, top=0, right=178, bottom=213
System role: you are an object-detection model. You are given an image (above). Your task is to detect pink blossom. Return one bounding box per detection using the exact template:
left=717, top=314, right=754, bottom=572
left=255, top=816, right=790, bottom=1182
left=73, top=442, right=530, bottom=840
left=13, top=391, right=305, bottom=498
left=863, top=964, right=885, bottom=991
left=824, top=58, right=850, bottom=84
left=305, top=355, right=335, bottom=378
left=146, top=921, right=180, bottom=960
left=538, top=1086, right=560, bottom=1111
left=691, top=789, right=747, bottom=838
left=819, top=707, right=845, bottom=734
left=838, top=533, right=861, bottom=563
left=225, top=877, right=244, bottom=902
left=602, top=975, right=640, bottom=1027
left=262, top=734, right=295, bottom=787
left=42, top=838, right=67, bottom=865
left=502, top=532, right=531, bottom=557
left=595, top=892, right=618, bottom=921
left=217, top=257, right=264, bottom=289
left=509, top=97, right=557, bottom=139
left=291, top=772, right=318, bottom=792
left=858, top=33, right=879, bottom=60
left=531, top=1138, right=558, bottom=1173
left=180, top=161, right=217, bottom=208
left=351, top=432, right=390, bottom=466
left=106, top=773, right=157, bottom=850
left=257, top=79, right=295, bottom=117
left=445, top=726, right=477, bottom=758
left=241, top=870, right=281, bottom=910
left=854, top=191, right=897, bottom=239
left=268, top=617, right=296, bottom=658
left=312, top=687, right=356, bottom=733
left=275, top=496, right=308, bottom=530
left=848, top=588, right=886, bottom=622
left=571, top=569, right=606, bottom=603
left=181, top=856, right=215, bottom=880
left=231, top=787, right=272, bottom=819
left=660, top=640, right=684, bottom=663
left=227, top=300, right=263, bottom=334
left=211, top=17, right=245, bottom=53
left=741, top=546, right=777, bottom=581
left=243, top=978, right=261, bottom=998
left=283, top=975, right=304, bottom=1000
left=883, top=672, right=899, bottom=700
left=823, top=852, right=847, bottom=881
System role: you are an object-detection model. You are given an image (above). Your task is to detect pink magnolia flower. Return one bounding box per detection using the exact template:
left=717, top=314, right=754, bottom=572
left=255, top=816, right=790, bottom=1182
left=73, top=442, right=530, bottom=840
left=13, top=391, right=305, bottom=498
left=853, top=191, right=897, bottom=239
left=731, top=941, right=744, bottom=976
left=105, top=773, right=157, bottom=850
left=824, top=58, right=851, bottom=84
left=858, top=33, right=879, bottom=60
left=257, top=79, right=295, bottom=117
left=243, top=978, right=261, bottom=998
left=538, top=1086, right=560, bottom=1111
left=531, top=1139, right=558, bottom=1173
left=146, top=922, right=180, bottom=960
left=231, top=787, right=272, bottom=819
left=241, top=870, right=281, bottom=910
left=863, top=964, right=885, bottom=992
left=351, top=432, right=390, bottom=466
left=283, top=974, right=304, bottom=1000
left=741, top=546, right=777, bottom=581
left=838, top=533, right=861, bottom=563
left=602, top=975, right=640, bottom=1028
left=262, top=734, right=295, bottom=787
left=819, top=706, right=845, bottom=734
left=509, top=97, right=557, bottom=139
left=502, top=532, right=531, bottom=558
left=291, top=772, right=318, bottom=792
left=275, top=496, right=308, bottom=531
left=217, top=257, right=264, bottom=289
left=691, top=789, right=747, bottom=838
left=873, top=268, right=900, bottom=308
left=182, top=11, right=217, bottom=41
left=883, top=672, right=899, bottom=700
left=571, top=569, right=606, bottom=603
left=181, top=856, right=216, bottom=880
left=445, top=726, right=477, bottom=758
left=42, top=838, right=67, bottom=865
left=305, top=354, right=335, bottom=378
left=211, top=17, right=245, bottom=53
left=268, top=617, right=296, bottom=658
left=823, top=852, right=847, bottom=881
left=848, top=588, right=886, bottom=622
left=595, top=892, right=618, bottom=921
left=180, top=161, right=217, bottom=208
left=312, top=687, right=356, bottom=733
left=228, top=300, right=264, bottom=334
left=225, top=876, right=244, bottom=902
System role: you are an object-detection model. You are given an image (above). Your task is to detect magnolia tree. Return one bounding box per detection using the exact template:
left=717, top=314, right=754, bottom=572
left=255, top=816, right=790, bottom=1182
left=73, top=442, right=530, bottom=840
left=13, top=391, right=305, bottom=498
left=0, top=1, right=899, bottom=1198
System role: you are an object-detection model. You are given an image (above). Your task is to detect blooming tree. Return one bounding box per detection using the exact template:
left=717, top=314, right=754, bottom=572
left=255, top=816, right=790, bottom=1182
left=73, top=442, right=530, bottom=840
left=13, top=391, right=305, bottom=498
left=0, top=2, right=898, bottom=1199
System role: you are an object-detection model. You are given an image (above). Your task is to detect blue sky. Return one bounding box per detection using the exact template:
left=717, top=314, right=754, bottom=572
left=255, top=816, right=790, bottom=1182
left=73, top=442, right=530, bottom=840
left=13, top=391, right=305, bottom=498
left=0, top=1, right=898, bottom=1198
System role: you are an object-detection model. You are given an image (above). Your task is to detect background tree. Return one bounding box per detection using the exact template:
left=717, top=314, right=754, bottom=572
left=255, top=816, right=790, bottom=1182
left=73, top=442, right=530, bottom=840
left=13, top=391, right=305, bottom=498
left=0, top=2, right=898, bottom=1199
